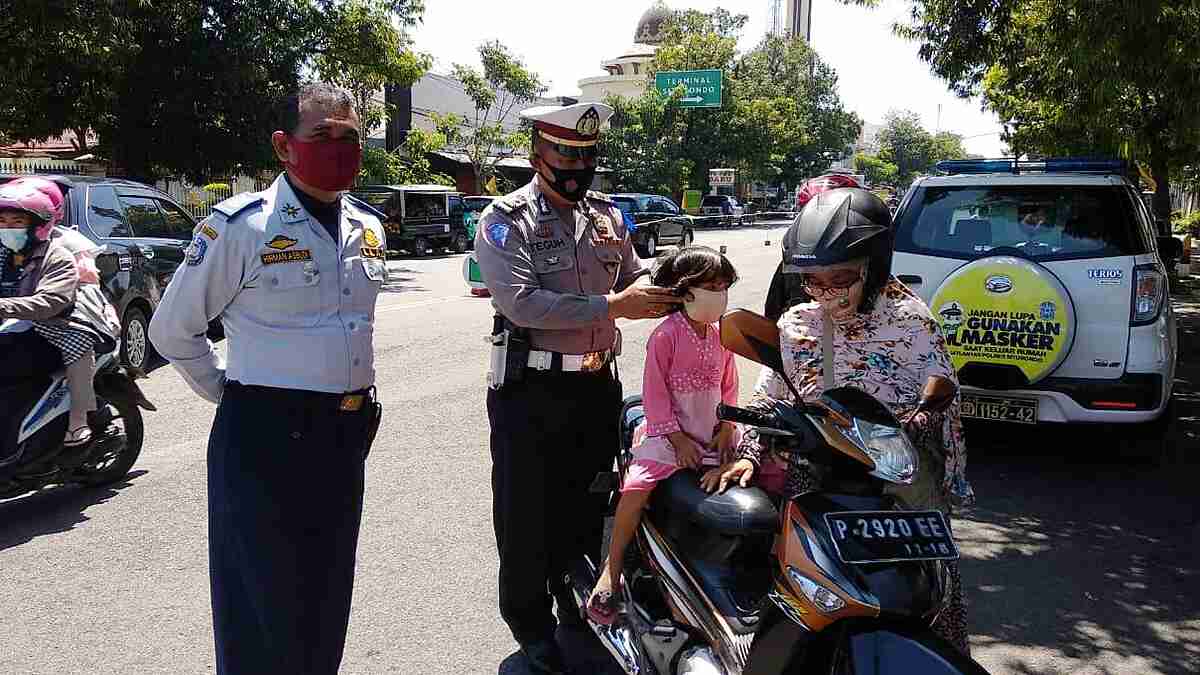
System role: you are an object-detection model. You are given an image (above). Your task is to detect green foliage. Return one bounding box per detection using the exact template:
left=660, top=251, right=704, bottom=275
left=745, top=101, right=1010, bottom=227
left=445, top=41, right=545, bottom=192
left=0, top=0, right=429, bottom=183
left=1172, top=210, right=1200, bottom=236
left=601, top=10, right=860, bottom=196
left=867, top=110, right=965, bottom=186
left=867, top=0, right=1200, bottom=225
left=316, top=1, right=432, bottom=136
left=854, top=152, right=898, bottom=186
left=359, top=128, right=453, bottom=187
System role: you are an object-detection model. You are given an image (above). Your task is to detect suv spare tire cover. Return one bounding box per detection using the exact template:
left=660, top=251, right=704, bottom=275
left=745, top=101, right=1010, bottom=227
left=930, top=256, right=1075, bottom=385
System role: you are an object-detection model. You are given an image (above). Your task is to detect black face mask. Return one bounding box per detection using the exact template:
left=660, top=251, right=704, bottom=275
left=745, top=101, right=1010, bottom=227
left=539, top=161, right=596, bottom=203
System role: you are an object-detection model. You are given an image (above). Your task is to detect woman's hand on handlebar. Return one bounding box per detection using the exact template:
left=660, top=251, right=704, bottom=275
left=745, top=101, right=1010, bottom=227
left=700, top=459, right=756, bottom=493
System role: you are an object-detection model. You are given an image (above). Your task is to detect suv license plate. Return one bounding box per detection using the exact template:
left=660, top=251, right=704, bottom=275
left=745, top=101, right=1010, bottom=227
left=824, top=510, right=959, bottom=564
left=961, top=394, right=1038, bottom=424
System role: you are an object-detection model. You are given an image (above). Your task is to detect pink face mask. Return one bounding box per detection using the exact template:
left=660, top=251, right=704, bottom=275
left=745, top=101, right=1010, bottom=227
left=286, top=138, right=363, bottom=192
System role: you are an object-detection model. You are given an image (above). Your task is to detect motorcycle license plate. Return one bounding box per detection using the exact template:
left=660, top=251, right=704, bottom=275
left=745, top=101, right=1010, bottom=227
left=960, top=394, right=1037, bottom=424
left=824, top=511, right=959, bottom=564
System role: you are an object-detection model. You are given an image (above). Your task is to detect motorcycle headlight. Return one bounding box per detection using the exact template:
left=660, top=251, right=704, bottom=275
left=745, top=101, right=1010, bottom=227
left=844, top=419, right=918, bottom=485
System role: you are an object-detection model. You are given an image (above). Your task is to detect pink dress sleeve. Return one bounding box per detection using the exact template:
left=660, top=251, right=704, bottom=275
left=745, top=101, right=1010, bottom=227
left=642, top=324, right=681, bottom=437
left=720, top=347, right=739, bottom=406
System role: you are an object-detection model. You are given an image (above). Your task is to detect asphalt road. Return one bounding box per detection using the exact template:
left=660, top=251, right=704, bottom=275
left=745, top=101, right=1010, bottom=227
left=1, top=221, right=1197, bottom=675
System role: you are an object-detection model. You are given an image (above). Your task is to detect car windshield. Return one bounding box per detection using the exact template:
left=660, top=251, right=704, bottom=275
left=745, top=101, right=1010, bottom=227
left=612, top=197, right=637, bottom=215
left=405, top=192, right=446, bottom=218
left=896, top=185, right=1149, bottom=261
left=464, top=197, right=493, bottom=212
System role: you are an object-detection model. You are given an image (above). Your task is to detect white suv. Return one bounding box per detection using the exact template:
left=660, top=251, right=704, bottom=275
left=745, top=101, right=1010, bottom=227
left=892, top=159, right=1177, bottom=440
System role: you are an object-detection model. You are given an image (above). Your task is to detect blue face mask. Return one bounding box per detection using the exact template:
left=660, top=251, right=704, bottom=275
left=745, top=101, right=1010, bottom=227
left=0, top=229, right=29, bottom=252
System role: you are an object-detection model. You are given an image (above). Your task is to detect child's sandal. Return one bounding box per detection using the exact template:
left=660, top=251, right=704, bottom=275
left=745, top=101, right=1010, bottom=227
left=64, top=426, right=93, bottom=448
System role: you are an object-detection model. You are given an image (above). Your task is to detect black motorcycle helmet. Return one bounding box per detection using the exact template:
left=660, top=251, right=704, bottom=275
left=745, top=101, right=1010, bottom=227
left=780, top=187, right=894, bottom=314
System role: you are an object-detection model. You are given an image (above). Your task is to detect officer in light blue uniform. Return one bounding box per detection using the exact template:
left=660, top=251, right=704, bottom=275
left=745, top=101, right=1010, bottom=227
left=149, top=82, right=385, bottom=675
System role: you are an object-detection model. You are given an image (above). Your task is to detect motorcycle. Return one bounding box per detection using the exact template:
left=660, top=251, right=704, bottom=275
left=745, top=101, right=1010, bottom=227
left=568, top=309, right=990, bottom=674
left=0, top=319, right=155, bottom=499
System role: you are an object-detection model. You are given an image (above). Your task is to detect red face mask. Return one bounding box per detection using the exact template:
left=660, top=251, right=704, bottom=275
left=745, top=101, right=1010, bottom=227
left=285, top=137, right=362, bottom=192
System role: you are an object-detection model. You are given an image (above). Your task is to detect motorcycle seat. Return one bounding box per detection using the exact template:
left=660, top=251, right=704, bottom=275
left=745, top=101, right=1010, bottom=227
left=650, top=469, right=778, bottom=537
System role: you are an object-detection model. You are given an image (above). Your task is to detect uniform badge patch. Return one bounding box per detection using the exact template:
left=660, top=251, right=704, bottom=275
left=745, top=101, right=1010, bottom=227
left=282, top=203, right=301, bottom=218
left=197, top=223, right=219, bottom=240
left=363, top=229, right=382, bottom=248
left=261, top=249, right=313, bottom=265
left=487, top=221, right=510, bottom=247
left=266, top=235, right=299, bottom=251
left=185, top=235, right=208, bottom=266
left=360, top=247, right=386, bottom=259
left=591, top=213, right=620, bottom=247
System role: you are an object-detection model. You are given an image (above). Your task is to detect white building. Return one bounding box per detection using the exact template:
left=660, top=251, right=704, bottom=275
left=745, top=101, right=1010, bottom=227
left=577, top=2, right=670, bottom=103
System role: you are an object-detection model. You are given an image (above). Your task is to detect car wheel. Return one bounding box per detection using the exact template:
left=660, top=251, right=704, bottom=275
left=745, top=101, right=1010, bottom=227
left=121, top=307, right=151, bottom=371
left=681, top=229, right=694, bottom=247
left=411, top=237, right=429, bottom=257
left=450, top=232, right=471, bottom=254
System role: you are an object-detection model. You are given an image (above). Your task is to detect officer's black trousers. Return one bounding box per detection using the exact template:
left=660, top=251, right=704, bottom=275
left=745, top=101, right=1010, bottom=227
left=487, top=366, right=621, bottom=645
left=208, top=382, right=372, bottom=675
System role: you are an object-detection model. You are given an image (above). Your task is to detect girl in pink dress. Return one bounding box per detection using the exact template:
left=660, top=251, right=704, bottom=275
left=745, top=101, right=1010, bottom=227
left=587, top=246, right=750, bottom=624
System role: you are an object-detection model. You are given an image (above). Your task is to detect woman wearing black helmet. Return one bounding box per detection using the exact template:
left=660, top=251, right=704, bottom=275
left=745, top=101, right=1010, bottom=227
left=719, top=187, right=976, bottom=654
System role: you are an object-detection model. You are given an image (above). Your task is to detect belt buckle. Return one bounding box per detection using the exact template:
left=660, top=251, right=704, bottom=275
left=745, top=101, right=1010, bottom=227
left=581, top=351, right=606, bottom=372
left=339, top=394, right=365, bottom=412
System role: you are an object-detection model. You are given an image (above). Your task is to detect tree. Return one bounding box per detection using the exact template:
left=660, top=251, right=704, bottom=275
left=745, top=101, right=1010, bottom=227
left=600, top=9, right=860, bottom=197
left=850, top=0, right=1200, bottom=230
left=0, top=0, right=429, bottom=183
left=854, top=152, right=899, bottom=186
left=876, top=110, right=934, bottom=185
left=444, top=41, right=545, bottom=194
left=316, top=1, right=432, bottom=137
left=359, top=128, right=454, bottom=187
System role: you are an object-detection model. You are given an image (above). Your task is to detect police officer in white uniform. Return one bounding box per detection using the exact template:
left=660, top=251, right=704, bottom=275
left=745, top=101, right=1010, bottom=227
left=475, top=102, right=681, bottom=673
left=149, top=83, right=385, bottom=675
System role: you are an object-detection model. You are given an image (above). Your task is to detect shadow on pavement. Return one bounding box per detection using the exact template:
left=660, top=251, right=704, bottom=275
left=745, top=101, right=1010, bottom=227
left=0, top=470, right=147, bottom=552
left=380, top=264, right=430, bottom=294
left=958, top=293, right=1200, bottom=674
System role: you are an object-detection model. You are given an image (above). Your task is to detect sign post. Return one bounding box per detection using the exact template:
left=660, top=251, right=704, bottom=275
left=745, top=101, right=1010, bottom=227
left=655, top=70, right=723, bottom=109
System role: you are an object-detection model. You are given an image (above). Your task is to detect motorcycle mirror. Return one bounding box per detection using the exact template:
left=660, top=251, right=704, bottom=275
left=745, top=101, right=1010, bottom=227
left=720, top=309, right=784, bottom=372
left=914, top=375, right=958, bottom=416
left=720, top=309, right=806, bottom=405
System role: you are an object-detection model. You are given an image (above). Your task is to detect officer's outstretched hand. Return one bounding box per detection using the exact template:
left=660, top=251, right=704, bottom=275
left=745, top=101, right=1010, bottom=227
left=607, top=285, right=682, bottom=320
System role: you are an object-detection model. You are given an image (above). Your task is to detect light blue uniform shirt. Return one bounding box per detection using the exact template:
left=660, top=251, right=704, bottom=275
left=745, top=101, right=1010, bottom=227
left=149, top=174, right=389, bottom=403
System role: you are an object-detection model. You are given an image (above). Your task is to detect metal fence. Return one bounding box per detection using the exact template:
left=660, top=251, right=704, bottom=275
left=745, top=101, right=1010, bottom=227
left=0, top=158, right=83, bottom=175
left=157, top=174, right=271, bottom=219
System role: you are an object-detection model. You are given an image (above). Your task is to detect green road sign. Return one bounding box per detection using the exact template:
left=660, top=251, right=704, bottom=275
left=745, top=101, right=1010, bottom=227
left=655, top=69, right=722, bottom=108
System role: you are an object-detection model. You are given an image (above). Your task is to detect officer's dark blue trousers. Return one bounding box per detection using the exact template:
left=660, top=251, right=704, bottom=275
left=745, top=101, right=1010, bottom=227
left=487, top=366, right=621, bottom=645
left=208, top=382, right=372, bottom=675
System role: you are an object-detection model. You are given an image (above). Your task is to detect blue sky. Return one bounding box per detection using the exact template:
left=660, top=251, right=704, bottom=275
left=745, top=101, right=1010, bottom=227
left=411, top=0, right=1006, bottom=156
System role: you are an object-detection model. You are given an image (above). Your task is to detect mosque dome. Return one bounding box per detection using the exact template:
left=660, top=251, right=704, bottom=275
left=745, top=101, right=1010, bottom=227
left=634, top=1, right=671, bottom=46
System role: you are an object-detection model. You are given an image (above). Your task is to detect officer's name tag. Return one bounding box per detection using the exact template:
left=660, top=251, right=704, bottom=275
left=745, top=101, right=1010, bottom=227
left=261, top=249, right=313, bottom=265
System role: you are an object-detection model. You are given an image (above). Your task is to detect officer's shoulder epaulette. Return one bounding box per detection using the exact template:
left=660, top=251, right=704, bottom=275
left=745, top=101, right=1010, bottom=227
left=211, top=192, right=266, bottom=220
left=493, top=193, right=529, bottom=216
left=586, top=190, right=614, bottom=204
left=343, top=193, right=385, bottom=220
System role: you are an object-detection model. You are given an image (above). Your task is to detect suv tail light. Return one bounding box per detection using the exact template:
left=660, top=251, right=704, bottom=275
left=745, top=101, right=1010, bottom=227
left=1131, top=263, right=1166, bottom=325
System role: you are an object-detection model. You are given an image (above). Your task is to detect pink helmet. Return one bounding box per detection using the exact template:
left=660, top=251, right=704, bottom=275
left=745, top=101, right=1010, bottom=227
left=0, top=182, right=58, bottom=242
left=796, top=173, right=863, bottom=211
left=6, top=176, right=65, bottom=231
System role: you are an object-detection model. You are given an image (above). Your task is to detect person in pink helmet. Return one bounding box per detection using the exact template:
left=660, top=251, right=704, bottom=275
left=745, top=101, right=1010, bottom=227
left=0, top=180, right=105, bottom=447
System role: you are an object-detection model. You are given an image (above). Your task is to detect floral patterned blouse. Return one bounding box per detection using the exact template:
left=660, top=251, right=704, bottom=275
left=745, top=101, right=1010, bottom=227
left=742, top=279, right=975, bottom=509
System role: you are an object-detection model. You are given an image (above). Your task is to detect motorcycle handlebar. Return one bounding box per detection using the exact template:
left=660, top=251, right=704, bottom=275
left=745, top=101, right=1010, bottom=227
left=717, top=403, right=782, bottom=430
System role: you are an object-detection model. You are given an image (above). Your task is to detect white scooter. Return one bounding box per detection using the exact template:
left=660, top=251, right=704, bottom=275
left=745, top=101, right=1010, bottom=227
left=0, top=318, right=155, bottom=498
